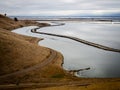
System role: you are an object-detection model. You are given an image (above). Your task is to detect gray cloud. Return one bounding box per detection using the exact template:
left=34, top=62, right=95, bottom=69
left=0, top=0, right=120, bottom=16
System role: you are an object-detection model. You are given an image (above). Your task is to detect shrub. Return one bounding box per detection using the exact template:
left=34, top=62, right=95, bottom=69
left=14, top=17, right=18, bottom=21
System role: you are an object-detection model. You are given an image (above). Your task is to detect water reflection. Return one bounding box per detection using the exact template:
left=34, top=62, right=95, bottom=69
left=12, top=22, right=120, bottom=78
left=39, top=37, right=120, bottom=77
left=38, top=22, right=120, bottom=49
left=39, top=22, right=120, bottom=78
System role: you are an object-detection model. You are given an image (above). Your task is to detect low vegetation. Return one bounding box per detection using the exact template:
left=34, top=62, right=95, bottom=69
left=0, top=29, right=50, bottom=75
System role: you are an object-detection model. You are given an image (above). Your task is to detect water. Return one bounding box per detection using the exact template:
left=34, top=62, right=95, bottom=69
left=38, top=22, right=120, bottom=49
left=9, top=16, right=120, bottom=21
left=39, top=38, right=120, bottom=78
left=12, top=21, right=120, bottom=78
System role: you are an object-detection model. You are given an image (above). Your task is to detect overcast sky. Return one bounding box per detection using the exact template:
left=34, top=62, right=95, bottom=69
left=0, top=0, right=120, bottom=16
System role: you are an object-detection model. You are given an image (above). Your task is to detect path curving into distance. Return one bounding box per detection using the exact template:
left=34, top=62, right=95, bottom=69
left=0, top=50, right=57, bottom=79
left=31, top=24, right=120, bottom=53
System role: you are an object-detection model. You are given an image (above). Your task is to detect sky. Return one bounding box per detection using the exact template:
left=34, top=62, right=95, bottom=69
left=0, top=0, right=120, bottom=16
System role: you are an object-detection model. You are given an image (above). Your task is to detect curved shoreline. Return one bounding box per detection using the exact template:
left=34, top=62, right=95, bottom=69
left=0, top=25, right=120, bottom=90
left=31, top=27, right=120, bottom=53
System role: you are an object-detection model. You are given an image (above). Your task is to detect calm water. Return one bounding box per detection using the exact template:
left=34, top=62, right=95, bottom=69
left=12, top=21, right=120, bottom=78
left=38, top=22, right=120, bottom=49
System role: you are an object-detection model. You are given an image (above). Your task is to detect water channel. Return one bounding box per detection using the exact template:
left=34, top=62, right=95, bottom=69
left=12, top=21, right=120, bottom=78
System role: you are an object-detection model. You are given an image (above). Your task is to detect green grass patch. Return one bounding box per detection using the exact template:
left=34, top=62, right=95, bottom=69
left=51, top=74, right=64, bottom=78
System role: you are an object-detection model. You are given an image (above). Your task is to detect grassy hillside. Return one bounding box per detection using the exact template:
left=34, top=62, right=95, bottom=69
left=0, top=14, right=49, bottom=30
left=0, top=14, right=53, bottom=75
left=0, top=14, right=23, bottom=30
left=0, top=29, right=50, bottom=75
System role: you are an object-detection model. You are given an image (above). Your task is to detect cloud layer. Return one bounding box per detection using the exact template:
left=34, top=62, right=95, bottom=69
left=0, top=0, right=120, bottom=16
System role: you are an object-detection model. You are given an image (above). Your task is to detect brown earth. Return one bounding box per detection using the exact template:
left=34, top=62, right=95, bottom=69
left=0, top=29, right=51, bottom=76
left=0, top=14, right=120, bottom=90
left=0, top=14, right=52, bottom=76
left=0, top=14, right=50, bottom=30
left=0, top=14, right=70, bottom=87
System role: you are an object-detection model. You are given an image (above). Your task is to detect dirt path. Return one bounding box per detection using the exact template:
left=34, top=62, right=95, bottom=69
left=0, top=82, right=90, bottom=89
left=31, top=27, right=120, bottom=53
left=0, top=49, right=57, bottom=79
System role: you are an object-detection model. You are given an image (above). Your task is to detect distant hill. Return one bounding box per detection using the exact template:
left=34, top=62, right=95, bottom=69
left=0, top=14, right=23, bottom=30
left=0, top=14, right=50, bottom=30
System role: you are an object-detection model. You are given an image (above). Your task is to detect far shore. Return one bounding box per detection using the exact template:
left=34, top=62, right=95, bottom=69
left=16, top=17, right=120, bottom=22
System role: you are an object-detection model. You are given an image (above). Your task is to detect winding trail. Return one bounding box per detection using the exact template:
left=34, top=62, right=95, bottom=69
left=0, top=50, right=57, bottom=79
left=0, top=82, right=90, bottom=89
left=31, top=26, right=120, bottom=53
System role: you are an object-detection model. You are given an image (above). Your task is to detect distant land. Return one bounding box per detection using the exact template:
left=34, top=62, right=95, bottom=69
left=9, top=12, right=120, bottom=17
left=9, top=15, right=120, bottom=21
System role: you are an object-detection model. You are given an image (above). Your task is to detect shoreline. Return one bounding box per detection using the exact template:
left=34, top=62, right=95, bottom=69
left=9, top=21, right=120, bottom=78
left=0, top=14, right=120, bottom=89
left=0, top=17, right=67, bottom=85
left=31, top=25, right=120, bottom=53
left=30, top=23, right=120, bottom=77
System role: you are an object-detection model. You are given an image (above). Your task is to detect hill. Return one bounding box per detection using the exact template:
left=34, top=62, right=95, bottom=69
left=0, top=14, right=120, bottom=90
left=0, top=29, right=50, bottom=75
left=0, top=14, right=52, bottom=76
left=0, top=14, right=49, bottom=30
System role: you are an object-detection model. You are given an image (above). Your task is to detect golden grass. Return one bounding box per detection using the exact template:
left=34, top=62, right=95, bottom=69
left=15, top=51, right=67, bottom=83
left=0, top=14, right=50, bottom=31
left=38, top=81, right=120, bottom=90
left=0, top=50, right=67, bottom=84
left=0, top=14, right=52, bottom=77
left=0, top=29, right=50, bottom=76
left=0, top=14, right=66, bottom=85
left=0, top=14, right=24, bottom=30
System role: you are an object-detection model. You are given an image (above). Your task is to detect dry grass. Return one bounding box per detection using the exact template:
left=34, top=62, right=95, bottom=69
left=0, top=14, right=51, bottom=76
left=0, top=14, right=120, bottom=90
left=16, top=52, right=66, bottom=83
left=0, top=29, right=50, bottom=75
left=0, top=14, right=24, bottom=30
left=39, top=81, right=120, bottom=90
left=0, top=50, right=67, bottom=84
left=0, top=14, right=50, bottom=31
left=0, top=14, right=66, bottom=85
